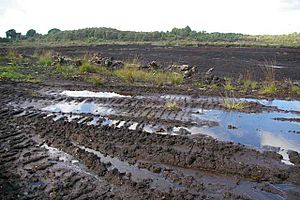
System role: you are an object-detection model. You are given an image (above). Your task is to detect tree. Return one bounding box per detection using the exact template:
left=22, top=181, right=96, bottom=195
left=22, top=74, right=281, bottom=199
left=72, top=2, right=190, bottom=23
left=6, top=29, right=17, bottom=39
left=48, top=28, right=61, bottom=34
left=26, top=29, right=37, bottom=38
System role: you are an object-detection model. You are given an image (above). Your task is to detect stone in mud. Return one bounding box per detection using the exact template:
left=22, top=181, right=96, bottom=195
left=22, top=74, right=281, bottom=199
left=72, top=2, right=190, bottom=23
left=228, top=124, right=237, bottom=129
left=288, top=151, right=300, bottom=165
left=148, top=61, right=159, bottom=69
left=178, top=128, right=191, bottom=135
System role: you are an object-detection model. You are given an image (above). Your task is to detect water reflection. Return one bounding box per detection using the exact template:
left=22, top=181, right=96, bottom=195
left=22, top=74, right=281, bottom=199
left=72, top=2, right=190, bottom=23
left=190, top=110, right=300, bottom=155
left=61, top=90, right=130, bottom=98
left=42, top=101, right=114, bottom=115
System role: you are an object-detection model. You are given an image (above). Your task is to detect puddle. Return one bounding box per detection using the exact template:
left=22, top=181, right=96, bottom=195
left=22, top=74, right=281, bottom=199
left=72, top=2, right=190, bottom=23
left=42, top=101, right=114, bottom=115
left=61, top=90, right=130, bottom=98
left=189, top=109, right=300, bottom=164
left=42, top=143, right=100, bottom=180
left=76, top=144, right=181, bottom=190
left=240, top=98, right=300, bottom=112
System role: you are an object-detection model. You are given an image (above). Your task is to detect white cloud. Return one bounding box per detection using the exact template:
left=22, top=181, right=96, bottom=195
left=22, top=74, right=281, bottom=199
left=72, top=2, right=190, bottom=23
left=0, top=0, right=299, bottom=37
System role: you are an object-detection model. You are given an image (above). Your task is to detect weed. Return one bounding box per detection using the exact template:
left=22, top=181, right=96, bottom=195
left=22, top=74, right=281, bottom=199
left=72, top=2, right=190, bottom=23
left=113, top=64, right=183, bottom=86
left=210, top=83, right=219, bottom=91
left=38, top=51, right=52, bottom=66
left=290, top=86, right=300, bottom=95
left=260, top=60, right=276, bottom=82
left=241, top=79, right=257, bottom=93
left=55, top=64, right=80, bottom=77
left=259, top=82, right=277, bottom=95
left=79, top=62, right=98, bottom=73
left=29, top=91, right=39, bottom=97
left=224, top=80, right=236, bottom=91
left=165, top=101, right=179, bottom=111
left=7, top=49, right=18, bottom=66
left=86, top=75, right=103, bottom=86
left=222, top=99, right=246, bottom=110
left=0, top=66, right=38, bottom=83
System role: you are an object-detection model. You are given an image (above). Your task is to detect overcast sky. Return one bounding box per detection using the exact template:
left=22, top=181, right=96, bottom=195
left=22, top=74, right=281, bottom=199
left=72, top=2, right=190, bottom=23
left=0, top=0, right=300, bottom=37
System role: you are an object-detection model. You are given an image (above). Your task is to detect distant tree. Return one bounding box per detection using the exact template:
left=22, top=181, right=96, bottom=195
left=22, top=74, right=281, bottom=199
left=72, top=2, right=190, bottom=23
left=6, top=29, right=17, bottom=39
left=48, top=28, right=61, bottom=34
left=26, top=29, right=37, bottom=38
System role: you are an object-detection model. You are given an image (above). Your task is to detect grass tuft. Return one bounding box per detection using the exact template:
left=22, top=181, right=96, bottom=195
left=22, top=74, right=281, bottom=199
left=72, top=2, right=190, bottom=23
left=38, top=51, right=53, bottom=66
left=223, top=99, right=246, bottom=110
left=85, top=75, right=103, bottom=86
left=290, top=86, right=300, bottom=95
left=259, top=82, right=277, bottom=95
left=165, top=101, right=179, bottom=111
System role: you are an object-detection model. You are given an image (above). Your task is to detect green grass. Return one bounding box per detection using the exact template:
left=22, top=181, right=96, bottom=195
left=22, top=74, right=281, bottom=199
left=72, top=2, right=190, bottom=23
left=38, top=52, right=52, bottom=66
left=223, top=100, right=246, bottom=110
left=259, top=82, right=277, bottom=95
left=0, top=66, right=38, bottom=82
left=290, top=86, right=300, bottom=95
left=164, top=101, right=179, bottom=111
left=224, top=80, right=236, bottom=91
left=55, top=64, right=81, bottom=77
left=6, top=50, right=18, bottom=66
left=85, top=75, right=103, bottom=86
left=243, top=79, right=257, bottom=90
left=113, top=64, right=183, bottom=86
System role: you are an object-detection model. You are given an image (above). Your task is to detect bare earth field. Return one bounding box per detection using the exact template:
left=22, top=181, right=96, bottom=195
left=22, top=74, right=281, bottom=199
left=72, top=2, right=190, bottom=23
left=0, top=45, right=300, bottom=199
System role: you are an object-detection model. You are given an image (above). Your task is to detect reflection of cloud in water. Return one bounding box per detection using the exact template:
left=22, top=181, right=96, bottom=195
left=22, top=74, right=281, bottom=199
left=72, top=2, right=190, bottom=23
left=260, top=131, right=300, bottom=152
left=260, top=130, right=300, bottom=165
left=61, top=90, right=130, bottom=98
left=189, top=126, right=227, bottom=140
left=42, top=101, right=114, bottom=115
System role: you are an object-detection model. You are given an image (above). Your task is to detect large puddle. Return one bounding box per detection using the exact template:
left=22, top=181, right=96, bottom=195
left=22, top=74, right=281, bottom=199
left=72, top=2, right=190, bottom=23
left=188, top=109, right=300, bottom=164
left=40, top=91, right=300, bottom=164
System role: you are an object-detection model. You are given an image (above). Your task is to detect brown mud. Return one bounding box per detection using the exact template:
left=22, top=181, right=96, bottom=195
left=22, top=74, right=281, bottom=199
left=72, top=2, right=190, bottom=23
left=1, top=81, right=300, bottom=199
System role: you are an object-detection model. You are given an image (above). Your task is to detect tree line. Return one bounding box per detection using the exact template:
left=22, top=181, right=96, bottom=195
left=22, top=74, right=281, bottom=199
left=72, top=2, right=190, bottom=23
left=1, top=26, right=300, bottom=47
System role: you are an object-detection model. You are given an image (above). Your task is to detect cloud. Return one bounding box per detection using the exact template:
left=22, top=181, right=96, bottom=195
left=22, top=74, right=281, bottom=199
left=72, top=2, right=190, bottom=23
left=281, top=0, right=300, bottom=10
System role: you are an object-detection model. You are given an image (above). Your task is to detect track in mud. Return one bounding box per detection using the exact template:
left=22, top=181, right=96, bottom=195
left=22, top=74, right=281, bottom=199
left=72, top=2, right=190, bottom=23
left=1, top=82, right=300, bottom=199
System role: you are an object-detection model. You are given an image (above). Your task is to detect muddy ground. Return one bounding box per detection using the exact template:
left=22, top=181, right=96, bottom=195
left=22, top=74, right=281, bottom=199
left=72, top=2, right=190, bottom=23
left=1, top=45, right=300, bottom=199
left=0, top=80, right=300, bottom=200
left=1, top=44, right=300, bottom=80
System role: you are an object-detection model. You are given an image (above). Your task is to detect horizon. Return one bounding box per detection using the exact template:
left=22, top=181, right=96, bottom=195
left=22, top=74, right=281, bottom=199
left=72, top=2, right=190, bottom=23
left=1, top=0, right=300, bottom=37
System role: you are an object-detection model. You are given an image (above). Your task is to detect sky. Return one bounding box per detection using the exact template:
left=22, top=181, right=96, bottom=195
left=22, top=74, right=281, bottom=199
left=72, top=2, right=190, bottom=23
left=0, top=0, right=300, bottom=37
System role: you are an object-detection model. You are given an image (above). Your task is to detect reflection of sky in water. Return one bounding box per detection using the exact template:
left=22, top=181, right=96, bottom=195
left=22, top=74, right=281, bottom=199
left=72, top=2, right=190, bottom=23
left=42, top=101, right=114, bottom=115
left=191, top=110, right=300, bottom=153
left=240, top=98, right=300, bottom=112
left=61, top=90, right=130, bottom=98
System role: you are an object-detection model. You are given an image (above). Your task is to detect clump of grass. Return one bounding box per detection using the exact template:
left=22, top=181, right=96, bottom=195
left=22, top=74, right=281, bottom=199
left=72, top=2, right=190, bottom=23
left=7, top=49, right=18, bottom=66
left=224, top=79, right=236, bottom=91
left=86, top=75, right=103, bottom=86
left=290, top=86, right=300, bottom=95
left=222, top=99, right=246, bottom=110
left=165, top=101, right=179, bottom=111
left=113, top=63, right=183, bottom=86
left=259, top=82, right=277, bottom=95
left=28, top=91, right=39, bottom=97
left=0, top=66, right=38, bottom=82
left=38, top=51, right=53, bottom=66
left=79, top=62, right=98, bottom=73
left=55, top=64, right=80, bottom=77
left=243, top=79, right=257, bottom=90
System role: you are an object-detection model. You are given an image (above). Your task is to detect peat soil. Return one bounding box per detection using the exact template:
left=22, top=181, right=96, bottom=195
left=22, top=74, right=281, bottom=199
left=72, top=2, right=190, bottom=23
left=1, top=44, right=300, bottom=80
left=1, top=81, right=300, bottom=199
